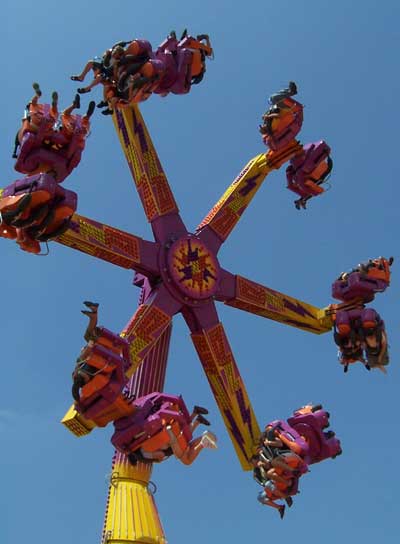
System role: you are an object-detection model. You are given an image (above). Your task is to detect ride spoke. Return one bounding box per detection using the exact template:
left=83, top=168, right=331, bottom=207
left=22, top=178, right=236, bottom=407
left=195, top=154, right=271, bottom=253
left=184, top=304, right=260, bottom=470
left=216, top=269, right=333, bottom=334
left=56, top=213, right=160, bottom=275
left=122, top=284, right=182, bottom=378
left=113, top=105, right=186, bottom=241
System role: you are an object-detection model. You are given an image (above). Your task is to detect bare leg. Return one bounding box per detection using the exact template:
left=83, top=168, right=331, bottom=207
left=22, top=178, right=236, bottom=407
left=190, top=414, right=210, bottom=432
left=179, top=430, right=218, bottom=465
left=78, top=74, right=104, bottom=94
left=272, top=487, right=290, bottom=500
left=51, top=91, right=58, bottom=117
left=84, top=101, right=96, bottom=119
left=166, top=426, right=216, bottom=465
left=257, top=493, right=285, bottom=518
left=62, top=94, right=80, bottom=117
left=165, top=425, right=186, bottom=458
left=31, top=82, right=42, bottom=105
left=190, top=418, right=201, bottom=433
left=179, top=436, right=203, bottom=465
left=266, top=468, right=292, bottom=486
left=71, top=61, right=94, bottom=82
left=268, top=501, right=285, bottom=519
left=81, top=301, right=99, bottom=342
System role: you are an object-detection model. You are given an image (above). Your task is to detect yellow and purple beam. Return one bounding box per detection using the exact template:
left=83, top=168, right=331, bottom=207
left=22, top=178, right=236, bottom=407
left=56, top=213, right=160, bottom=277
left=120, top=284, right=181, bottom=378
left=196, top=142, right=303, bottom=253
left=216, top=269, right=333, bottom=334
left=184, top=304, right=261, bottom=470
left=113, top=105, right=186, bottom=242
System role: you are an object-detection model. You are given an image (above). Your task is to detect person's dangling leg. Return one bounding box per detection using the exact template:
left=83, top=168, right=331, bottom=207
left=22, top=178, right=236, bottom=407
left=63, top=94, right=81, bottom=117
left=81, top=301, right=99, bottom=342
left=71, top=60, right=95, bottom=82
left=51, top=91, right=59, bottom=117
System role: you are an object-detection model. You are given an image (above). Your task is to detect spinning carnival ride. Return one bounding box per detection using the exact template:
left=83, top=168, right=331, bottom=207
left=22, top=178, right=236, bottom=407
left=0, top=33, right=393, bottom=542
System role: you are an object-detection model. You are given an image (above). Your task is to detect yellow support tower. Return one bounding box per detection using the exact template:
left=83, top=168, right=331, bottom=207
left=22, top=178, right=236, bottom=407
left=102, top=454, right=165, bottom=544
left=101, top=319, right=172, bottom=544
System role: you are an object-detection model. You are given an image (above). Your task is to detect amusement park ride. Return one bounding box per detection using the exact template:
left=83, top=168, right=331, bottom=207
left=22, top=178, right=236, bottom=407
left=0, top=31, right=393, bottom=540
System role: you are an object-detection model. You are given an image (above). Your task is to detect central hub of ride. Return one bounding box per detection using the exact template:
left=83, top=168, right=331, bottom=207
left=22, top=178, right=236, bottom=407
left=166, top=234, right=220, bottom=301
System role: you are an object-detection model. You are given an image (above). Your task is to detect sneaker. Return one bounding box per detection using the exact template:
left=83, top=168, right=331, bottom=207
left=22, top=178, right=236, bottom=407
left=193, top=405, right=209, bottom=415
left=311, top=404, right=323, bottom=412
left=278, top=505, right=285, bottom=519
left=196, top=414, right=210, bottom=426
left=83, top=301, right=99, bottom=311
left=51, top=91, right=58, bottom=108
left=73, top=94, right=81, bottom=109
left=288, top=81, right=298, bottom=95
left=201, top=431, right=217, bottom=449
left=86, top=101, right=96, bottom=118
left=32, top=82, right=42, bottom=96
left=285, top=497, right=293, bottom=508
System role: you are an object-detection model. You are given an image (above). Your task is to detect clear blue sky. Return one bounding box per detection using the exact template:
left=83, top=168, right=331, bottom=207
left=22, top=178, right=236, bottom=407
left=1, top=1, right=399, bottom=542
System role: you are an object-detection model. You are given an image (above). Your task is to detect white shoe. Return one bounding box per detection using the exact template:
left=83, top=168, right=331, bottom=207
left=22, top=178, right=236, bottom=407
left=201, top=431, right=218, bottom=449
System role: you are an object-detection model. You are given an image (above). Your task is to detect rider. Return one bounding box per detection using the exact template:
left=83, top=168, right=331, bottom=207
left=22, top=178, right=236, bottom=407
left=72, top=301, right=101, bottom=399
left=58, top=94, right=96, bottom=143
left=259, top=81, right=298, bottom=136
left=252, top=452, right=296, bottom=488
left=268, top=81, right=298, bottom=106
left=71, top=41, right=134, bottom=86
left=257, top=479, right=294, bottom=519
left=332, top=257, right=393, bottom=373
left=12, top=83, right=58, bottom=158
left=333, top=323, right=366, bottom=373
left=128, top=421, right=217, bottom=466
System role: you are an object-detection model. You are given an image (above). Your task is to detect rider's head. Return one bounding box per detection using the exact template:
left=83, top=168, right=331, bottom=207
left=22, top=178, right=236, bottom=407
left=250, top=454, right=260, bottom=466
left=111, top=45, right=125, bottom=59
